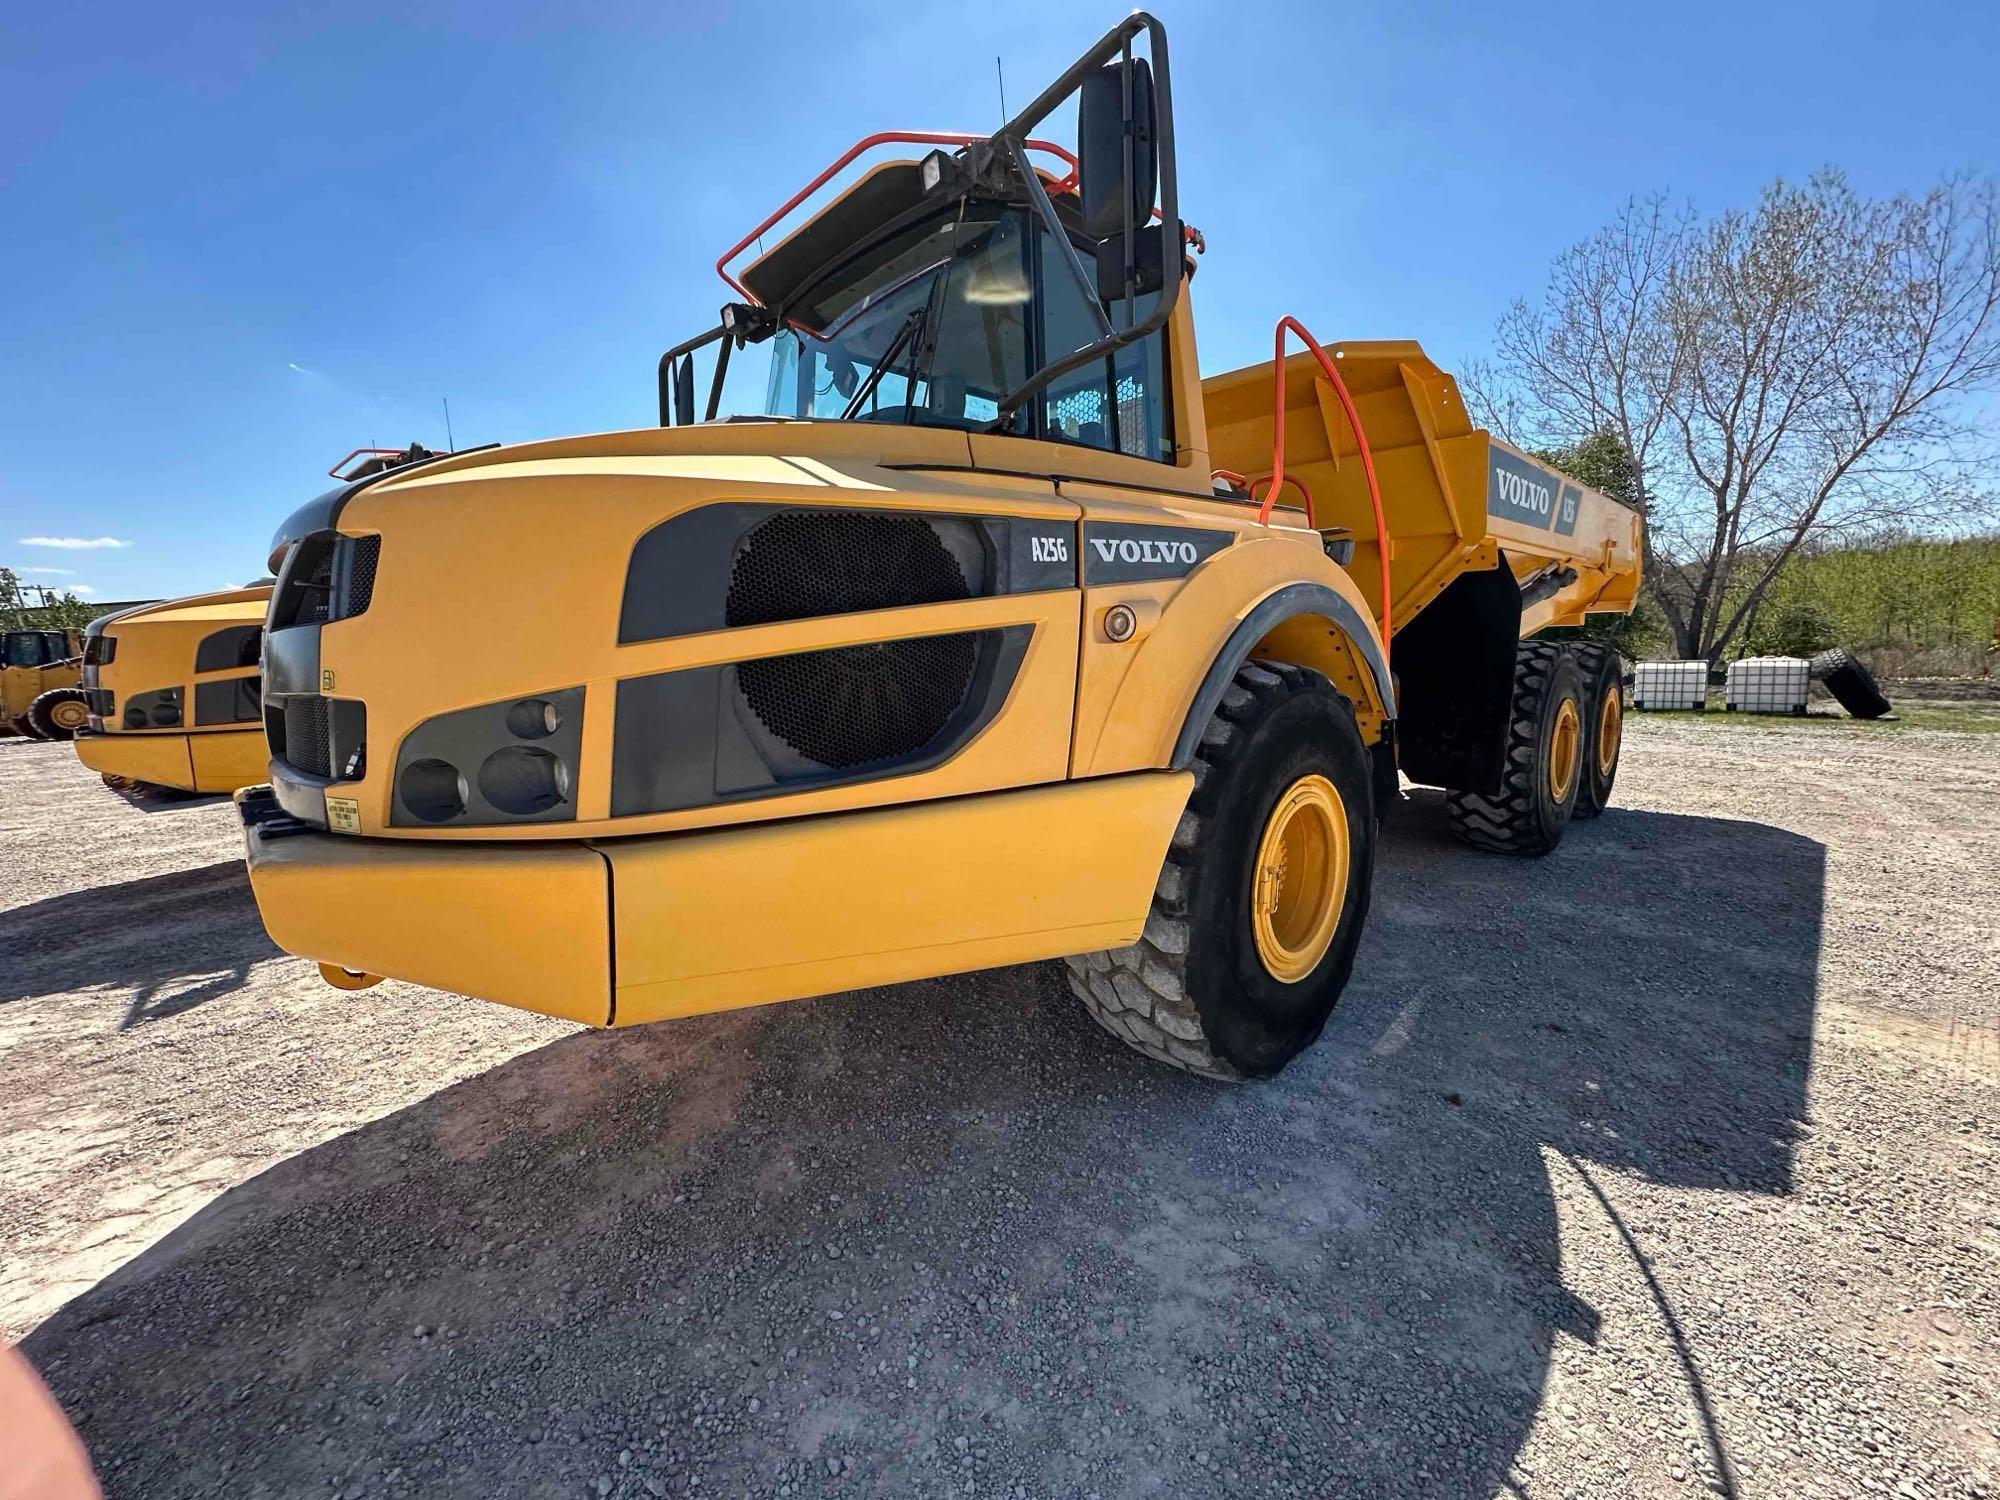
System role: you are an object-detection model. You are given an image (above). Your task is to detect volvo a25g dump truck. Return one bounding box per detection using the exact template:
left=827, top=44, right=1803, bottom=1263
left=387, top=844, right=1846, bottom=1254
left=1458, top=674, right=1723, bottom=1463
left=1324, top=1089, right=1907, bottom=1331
left=72, top=585, right=273, bottom=794
left=238, top=15, right=1640, bottom=1079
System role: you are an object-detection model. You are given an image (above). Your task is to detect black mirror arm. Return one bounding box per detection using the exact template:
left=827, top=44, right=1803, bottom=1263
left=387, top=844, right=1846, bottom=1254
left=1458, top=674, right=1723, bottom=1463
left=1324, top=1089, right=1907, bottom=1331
left=992, top=12, right=1180, bottom=421
left=657, top=323, right=726, bottom=426
left=1009, top=135, right=1113, bottom=343
left=706, top=334, right=733, bottom=423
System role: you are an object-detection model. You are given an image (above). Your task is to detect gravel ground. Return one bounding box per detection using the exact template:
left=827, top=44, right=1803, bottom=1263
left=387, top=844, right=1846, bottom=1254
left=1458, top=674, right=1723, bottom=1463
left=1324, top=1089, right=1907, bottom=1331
left=3, top=715, right=1995, bottom=1500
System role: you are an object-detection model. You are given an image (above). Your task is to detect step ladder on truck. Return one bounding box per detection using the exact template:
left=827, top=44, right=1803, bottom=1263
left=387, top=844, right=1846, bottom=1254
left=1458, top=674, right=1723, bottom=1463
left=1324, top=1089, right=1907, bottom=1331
left=234, top=12, right=1642, bottom=1080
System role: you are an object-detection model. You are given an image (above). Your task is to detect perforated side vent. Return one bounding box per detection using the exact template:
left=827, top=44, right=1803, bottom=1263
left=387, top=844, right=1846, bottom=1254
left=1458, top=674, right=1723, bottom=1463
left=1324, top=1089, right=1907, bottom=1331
left=283, top=696, right=332, bottom=777
left=725, top=511, right=972, bottom=628
left=738, top=631, right=986, bottom=770
left=344, top=535, right=381, bottom=617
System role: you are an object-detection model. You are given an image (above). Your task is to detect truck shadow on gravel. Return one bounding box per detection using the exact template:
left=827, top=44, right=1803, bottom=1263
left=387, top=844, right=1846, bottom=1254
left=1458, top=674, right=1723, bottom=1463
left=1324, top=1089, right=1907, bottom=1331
left=0, top=861, right=277, bottom=1028
left=26, top=802, right=1823, bottom=1499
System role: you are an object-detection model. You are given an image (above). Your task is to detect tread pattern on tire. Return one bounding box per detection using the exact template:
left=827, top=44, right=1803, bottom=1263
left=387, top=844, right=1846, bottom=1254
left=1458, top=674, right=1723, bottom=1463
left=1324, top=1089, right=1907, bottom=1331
left=1445, top=640, right=1573, bottom=854
left=1061, top=659, right=1333, bottom=1082
left=1571, top=643, right=1621, bottom=820
left=1809, top=647, right=1891, bottom=720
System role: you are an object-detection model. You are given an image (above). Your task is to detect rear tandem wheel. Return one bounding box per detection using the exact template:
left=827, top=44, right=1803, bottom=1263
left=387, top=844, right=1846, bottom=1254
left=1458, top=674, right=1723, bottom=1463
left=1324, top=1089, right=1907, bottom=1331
left=1445, top=641, right=1586, bottom=856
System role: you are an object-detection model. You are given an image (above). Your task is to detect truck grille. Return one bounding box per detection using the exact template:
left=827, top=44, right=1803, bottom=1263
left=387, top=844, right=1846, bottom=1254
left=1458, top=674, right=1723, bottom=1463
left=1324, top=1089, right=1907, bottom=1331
left=738, top=629, right=985, bottom=769
left=283, top=696, right=333, bottom=777
left=272, top=533, right=382, bottom=629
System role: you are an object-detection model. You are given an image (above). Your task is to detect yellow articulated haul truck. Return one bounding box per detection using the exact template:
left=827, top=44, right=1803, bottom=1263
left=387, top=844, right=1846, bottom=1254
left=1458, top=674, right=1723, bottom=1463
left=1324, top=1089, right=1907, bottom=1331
left=237, top=15, right=1639, bottom=1079
left=71, top=585, right=273, bottom=794
left=2, top=628, right=87, bottom=739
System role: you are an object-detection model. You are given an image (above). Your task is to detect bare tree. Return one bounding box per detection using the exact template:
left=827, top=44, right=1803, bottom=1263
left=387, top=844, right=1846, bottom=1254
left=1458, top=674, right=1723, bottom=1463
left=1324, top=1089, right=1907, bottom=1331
left=1470, top=173, right=2000, bottom=660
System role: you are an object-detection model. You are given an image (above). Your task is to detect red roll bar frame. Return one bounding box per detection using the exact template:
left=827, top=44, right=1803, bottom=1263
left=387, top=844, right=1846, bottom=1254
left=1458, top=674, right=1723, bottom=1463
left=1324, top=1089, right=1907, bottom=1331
left=715, top=132, right=1081, bottom=305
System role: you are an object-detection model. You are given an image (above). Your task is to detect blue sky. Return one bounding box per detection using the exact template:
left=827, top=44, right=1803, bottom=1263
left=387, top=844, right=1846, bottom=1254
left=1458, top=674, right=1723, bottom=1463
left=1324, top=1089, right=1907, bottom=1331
left=3, top=0, right=1995, bottom=602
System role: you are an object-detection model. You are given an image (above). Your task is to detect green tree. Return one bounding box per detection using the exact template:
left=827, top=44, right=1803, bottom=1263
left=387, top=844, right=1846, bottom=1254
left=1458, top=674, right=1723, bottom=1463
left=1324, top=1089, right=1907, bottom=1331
left=1, top=565, right=97, bottom=633
left=1470, top=173, right=2000, bottom=662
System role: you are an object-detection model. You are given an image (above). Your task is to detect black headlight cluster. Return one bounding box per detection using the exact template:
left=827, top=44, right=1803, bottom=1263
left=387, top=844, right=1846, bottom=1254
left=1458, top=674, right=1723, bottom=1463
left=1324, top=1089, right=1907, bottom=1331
left=122, top=687, right=183, bottom=730
left=393, top=687, right=584, bottom=826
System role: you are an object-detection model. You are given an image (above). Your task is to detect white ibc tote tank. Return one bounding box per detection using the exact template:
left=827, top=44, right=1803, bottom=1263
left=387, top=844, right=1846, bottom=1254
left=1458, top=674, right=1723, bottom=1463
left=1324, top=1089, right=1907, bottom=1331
left=1632, top=660, right=1708, bottom=712
left=1725, top=656, right=1810, bottom=715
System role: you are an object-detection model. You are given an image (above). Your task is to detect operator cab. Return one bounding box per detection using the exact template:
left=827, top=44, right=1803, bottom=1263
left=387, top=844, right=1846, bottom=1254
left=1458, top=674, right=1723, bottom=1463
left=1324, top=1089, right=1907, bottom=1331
left=659, top=15, right=1182, bottom=469
left=1, top=630, right=74, bottom=668
left=756, top=195, right=1171, bottom=462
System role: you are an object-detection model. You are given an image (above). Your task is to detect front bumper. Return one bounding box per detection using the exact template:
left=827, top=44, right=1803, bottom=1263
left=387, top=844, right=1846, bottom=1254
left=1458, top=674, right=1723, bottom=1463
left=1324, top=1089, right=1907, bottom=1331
left=78, top=727, right=269, bottom=794
left=236, top=770, right=1192, bottom=1028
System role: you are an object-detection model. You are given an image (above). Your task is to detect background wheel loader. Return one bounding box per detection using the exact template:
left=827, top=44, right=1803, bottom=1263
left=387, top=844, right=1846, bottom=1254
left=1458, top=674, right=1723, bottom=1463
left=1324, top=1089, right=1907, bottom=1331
left=235, top=13, right=1640, bottom=1080
left=72, top=585, right=273, bottom=795
left=2, top=628, right=86, bottom=740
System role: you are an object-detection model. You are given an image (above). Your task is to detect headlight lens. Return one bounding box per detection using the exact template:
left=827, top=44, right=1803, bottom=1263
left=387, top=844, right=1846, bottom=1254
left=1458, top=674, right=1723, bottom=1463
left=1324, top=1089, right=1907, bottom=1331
left=401, top=758, right=467, bottom=823
left=479, top=746, right=571, bottom=814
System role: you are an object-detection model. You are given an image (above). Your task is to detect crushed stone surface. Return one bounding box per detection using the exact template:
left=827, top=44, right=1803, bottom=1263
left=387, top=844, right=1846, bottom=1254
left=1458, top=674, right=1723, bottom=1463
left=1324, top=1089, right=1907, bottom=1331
left=2, top=718, right=1994, bottom=1499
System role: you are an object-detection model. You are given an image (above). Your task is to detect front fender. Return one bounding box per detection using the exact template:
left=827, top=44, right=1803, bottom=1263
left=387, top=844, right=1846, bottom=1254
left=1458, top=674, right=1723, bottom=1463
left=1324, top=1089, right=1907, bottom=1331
left=1072, top=534, right=1391, bottom=776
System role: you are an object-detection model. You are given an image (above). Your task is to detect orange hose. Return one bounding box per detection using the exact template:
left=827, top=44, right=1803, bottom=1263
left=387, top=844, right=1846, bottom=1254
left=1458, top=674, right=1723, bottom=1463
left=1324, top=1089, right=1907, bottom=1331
left=1256, top=315, right=1392, bottom=656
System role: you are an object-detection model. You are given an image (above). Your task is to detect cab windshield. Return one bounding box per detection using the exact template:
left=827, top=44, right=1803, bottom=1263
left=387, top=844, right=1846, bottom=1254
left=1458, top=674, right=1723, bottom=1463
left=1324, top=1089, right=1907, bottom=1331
left=762, top=202, right=1172, bottom=463
left=2, top=631, right=57, bottom=668
left=764, top=206, right=1029, bottom=431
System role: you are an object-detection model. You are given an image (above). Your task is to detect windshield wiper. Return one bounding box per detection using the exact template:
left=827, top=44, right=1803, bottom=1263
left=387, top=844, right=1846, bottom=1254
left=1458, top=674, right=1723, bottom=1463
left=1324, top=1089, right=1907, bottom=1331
left=840, top=305, right=929, bottom=421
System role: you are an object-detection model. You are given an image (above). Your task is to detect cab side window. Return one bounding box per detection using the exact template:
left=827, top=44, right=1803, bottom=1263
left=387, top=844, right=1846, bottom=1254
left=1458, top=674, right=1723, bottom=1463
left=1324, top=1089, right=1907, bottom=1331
left=1035, top=227, right=1172, bottom=463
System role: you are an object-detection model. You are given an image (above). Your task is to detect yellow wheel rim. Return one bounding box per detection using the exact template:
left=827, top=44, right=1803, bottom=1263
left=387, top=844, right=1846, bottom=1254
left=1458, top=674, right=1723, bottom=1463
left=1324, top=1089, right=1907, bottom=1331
left=1250, top=774, right=1350, bottom=984
left=1548, top=698, right=1582, bottom=803
left=1595, top=687, right=1622, bottom=779
left=51, top=700, right=88, bottom=731
left=317, top=963, right=382, bottom=991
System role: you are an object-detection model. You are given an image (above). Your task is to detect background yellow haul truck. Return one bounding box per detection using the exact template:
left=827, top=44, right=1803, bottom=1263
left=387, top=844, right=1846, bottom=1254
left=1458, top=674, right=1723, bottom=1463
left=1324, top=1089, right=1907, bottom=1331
left=238, top=15, right=1640, bottom=1079
left=72, top=585, right=273, bottom=794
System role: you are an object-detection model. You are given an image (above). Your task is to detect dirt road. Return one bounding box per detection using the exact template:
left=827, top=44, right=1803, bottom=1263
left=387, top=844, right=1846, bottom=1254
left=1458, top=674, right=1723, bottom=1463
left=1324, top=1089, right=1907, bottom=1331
left=3, top=716, right=1995, bottom=1498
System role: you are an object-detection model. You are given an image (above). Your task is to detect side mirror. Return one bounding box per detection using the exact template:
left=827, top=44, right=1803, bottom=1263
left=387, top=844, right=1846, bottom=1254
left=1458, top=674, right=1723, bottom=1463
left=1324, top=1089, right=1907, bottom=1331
left=1077, top=58, right=1156, bottom=243
left=672, top=356, right=696, bottom=426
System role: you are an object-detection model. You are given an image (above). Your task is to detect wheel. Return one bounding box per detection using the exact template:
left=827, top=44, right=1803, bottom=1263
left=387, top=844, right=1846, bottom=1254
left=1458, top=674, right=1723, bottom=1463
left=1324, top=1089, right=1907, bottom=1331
left=1809, top=647, right=1891, bottom=720
left=1572, top=645, right=1624, bottom=819
left=317, top=963, right=383, bottom=991
left=1446, top=641, right=1586, bottom=856
left=1063, top=660, right=1376, bottom=1081
left=26, top=688, right=91, bottom=741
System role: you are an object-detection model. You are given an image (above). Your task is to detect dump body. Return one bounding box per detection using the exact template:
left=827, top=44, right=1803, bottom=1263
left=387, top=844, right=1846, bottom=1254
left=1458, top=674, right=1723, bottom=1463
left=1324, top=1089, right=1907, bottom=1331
left=1202, top=342, right=1642, bottom=642
left=74, top=585, right=272, bottom=793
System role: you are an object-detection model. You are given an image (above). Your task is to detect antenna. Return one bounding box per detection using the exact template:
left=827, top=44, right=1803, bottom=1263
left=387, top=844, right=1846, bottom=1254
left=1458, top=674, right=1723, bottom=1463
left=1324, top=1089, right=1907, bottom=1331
left=996, top=56, right=1008, bottom=124
left=442, top=398, right=455, bottom=451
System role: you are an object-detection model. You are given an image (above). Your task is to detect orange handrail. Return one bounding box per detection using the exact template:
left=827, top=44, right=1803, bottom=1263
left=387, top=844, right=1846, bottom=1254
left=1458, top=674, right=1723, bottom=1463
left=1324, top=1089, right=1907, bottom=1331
left=1257, top=316, right=1393, bottom=654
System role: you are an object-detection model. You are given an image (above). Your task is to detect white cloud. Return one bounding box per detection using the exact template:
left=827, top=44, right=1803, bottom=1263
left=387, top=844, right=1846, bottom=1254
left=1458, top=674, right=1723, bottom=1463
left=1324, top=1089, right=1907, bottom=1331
left=288, top=362, right=309, bottom=373
left=19, top=566, right=75, bottom=575
left=18, top=536, right=131, bottom=549
left=70, top=584, right=99, bottom=596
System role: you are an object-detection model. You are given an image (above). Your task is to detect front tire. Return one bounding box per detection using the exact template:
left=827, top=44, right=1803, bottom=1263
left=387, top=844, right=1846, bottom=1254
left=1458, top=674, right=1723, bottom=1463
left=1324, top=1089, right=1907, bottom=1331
left=27, top=688, right=91, bottom=741
left=1446, top=641, right=1585, bottom=856
left=1064, top=660, right=1376, bottom=1080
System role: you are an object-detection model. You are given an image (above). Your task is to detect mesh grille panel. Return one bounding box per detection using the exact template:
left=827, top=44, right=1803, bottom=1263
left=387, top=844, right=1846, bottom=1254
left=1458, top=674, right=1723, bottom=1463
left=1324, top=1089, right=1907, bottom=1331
left=725, top=511, right=970, bottom=628
left=738, top=631, right=984, bottom=769
left=345, top=536, right=381, bottom=617
left=283, top=695, right=332, bottom=777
